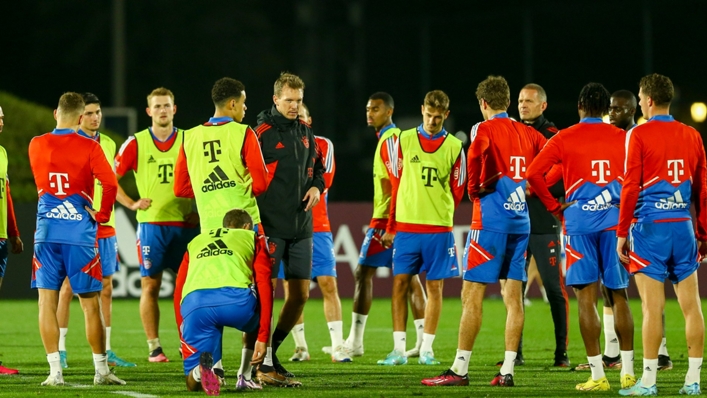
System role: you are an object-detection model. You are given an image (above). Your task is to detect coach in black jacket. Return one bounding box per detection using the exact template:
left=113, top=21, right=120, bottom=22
left=253, top=72, right=324, bottom=385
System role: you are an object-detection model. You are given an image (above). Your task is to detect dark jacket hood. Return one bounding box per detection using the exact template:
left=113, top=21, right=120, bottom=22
left=257, top=105, right=299, bottom=130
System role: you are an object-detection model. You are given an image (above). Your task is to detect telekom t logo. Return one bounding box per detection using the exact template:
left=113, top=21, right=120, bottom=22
left=510, top=156, right=526, bottom=180
left=591, top=160, right=611, bottom=183
left=49, top=172, right=70, bottom=195
left=667, top=159, right=685, bottom=183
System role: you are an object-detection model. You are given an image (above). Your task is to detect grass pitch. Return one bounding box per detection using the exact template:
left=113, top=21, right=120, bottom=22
left=0, top=297, right=698, bottom=397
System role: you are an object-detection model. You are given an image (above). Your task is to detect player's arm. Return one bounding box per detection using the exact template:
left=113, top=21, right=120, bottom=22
left=692, top=139, right=707, bottom=243
left=382, top=136, right=401, bottom=237
left=115, top=137, right=152, bottom=210
left=467, top=124, right=490, bottom=199
left=173, top=144, right=195, bottom=198
left=319, top=138, right=335, bottom=190
left=451, top=148, right=467, bottom=208
left=241, top=127, right=270, bottom=196
left=309, top=131, right=325, bottom=194
left=253, top=235, right=273, bottom=343
left=173, top=251, right=190, bottom=338
left=526, top=138, right=564, bottom=214
left=5, top=180, right=23, bottom=254
left=617, top=130, right=643, bottom=238
left=90, top=144, right=118, bottom=224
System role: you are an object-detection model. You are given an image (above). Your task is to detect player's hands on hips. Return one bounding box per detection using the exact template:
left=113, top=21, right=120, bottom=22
left=84, top=206, right=98, bottom=221
left=551, top=200, right=576, bottom=221
left=698, top=240, right=707, bottom=261
left=303, top=187, right=320, bottom=212
left=130, top=198, right=152, bottom=211
left=9, top=236, right=23, bottom=254
left=251, top=340, right=267, bottom=365
left=616, top=237, right=630, bottom=264
left=381, top=232, right=395, bottom=249
left=184, top=212, right=200, bottom=226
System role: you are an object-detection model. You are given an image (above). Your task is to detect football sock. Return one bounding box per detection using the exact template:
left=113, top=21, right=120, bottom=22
left=328, top=321, right=344, bottom=349
left=659, top=337, right=669, bottom=356
left=105, top=327, right=112, bottom=351
left=620, top=350, right=635, bottom=377
left=451, top=349, right=471, bottom=376
left=588, top=354, right=606, bottom=381
left=47, top=352, right=62, bottom=376
left=420, top=333, right=435, bottom=354
left=271, top=328, right=288, bottom=365
left=641, top=358, right=658, bottom=387
left=500, top=351, right=517, bottom=376
left=191, top=365, right=202, bottom=382
left=93, top=352, right=109, bottom=375
left=393, top=331, right=406, bottom=353
left=263, top=347, right=274, bottom=367
left=602, top=314, right=620, bottom=357
left=413, top=319, right=424, bottom=349
left=349, top=313, right=367, bottom=347
left=58, top=328, right=68, bottom=352
left=292, top=323, right=308, bottom=350
left=686, top=357, right=703, bottom=385
left=147, top=338, right=161, bottom=353
left=238, top=348, right=254, bottom=379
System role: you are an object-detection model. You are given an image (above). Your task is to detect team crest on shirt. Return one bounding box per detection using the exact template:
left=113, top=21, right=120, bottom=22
left=301, top=137, right=309, bottom=148
left=268, top=241, right=277, bottom=255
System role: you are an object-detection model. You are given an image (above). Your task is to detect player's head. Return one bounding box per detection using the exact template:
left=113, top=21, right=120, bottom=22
left=367, top=92, right=394, bottom=131
left=223, top=208, right=253, bottom=230
left=298, top=102, right=312, bottom=125
left=212, top=78, right=247, bottom=123
left=421, top=90, right=450, bottom=135
left=577, top=82, right=610, bottom=118
left=476, top=76, right=511, bottom=120
left=273, top=72, right=305, bottom=121
left=80, top=92, right=102, bottom=135
left=518, top=83, right=547, bottom=123
left=638, top=73, right=674, bottom=119
left=0, top=106, right=4, bottom=134
left=608, top=90, right=637, bottom=130
left=146, top=87, right=177, bottom=128
left=55, top=92, right=85, bottom=127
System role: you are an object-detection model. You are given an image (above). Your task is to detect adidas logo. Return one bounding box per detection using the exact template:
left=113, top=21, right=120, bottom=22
left=329, top=328, right=334, bottom=331
left=410, top=155, right=420, bottom=163
left=275, top=142, right=285, bottom=149
left=655, top=190, right=688, bottom=210
left=582, top=189, right=613, bottom=211
left=645, top=366, right=652, bottom=371
left=503, top=186, right=526, bottom=211
left=201, top=165, right=237, bottom=193
left=418, top=325, right=424, bottom=329
left=457, top=356, right=466, bottom=361
left=147, top=155, right=156, bottom=163
left=356, top=320, right=363, bottom=325
left=46, top=200, right=83, bottom=221
left=610, top=338, right=618, bottom=343
left=196, top=239, right=233, bottom=258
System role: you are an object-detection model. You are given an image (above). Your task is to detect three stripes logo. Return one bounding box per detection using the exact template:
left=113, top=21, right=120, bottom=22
left=655, top=190, right=688, bottom=210
left=196, top=238, right=233, bottom=258
left=582, top=189, right=613, bottom=211
left=201, top=165, right=237, bottom=193
left=410, top=155, right=421, bottom=163
left=503, top=186, right=526, bottom=211
left=46, top=200, right=83, bottom=221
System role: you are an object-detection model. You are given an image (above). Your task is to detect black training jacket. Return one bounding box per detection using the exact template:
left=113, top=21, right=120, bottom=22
left=526, top=115, right=565, bottom=235
left=255, top=106, right=325, bottom=239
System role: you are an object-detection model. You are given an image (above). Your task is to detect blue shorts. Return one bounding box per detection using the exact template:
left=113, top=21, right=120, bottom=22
left=31, top=243, right=102, bottom=294
left=358, top=228, right=393, bottom=268
left=0, top=240, right=7, bottom=278
left=98, top=236, right=119, bottom=278
left=564, top=230, right=628, bottom=289
left=392, top=232, right=458, bottom=280
left=181, top=288, right=259, bottom=375
left=137, top=224, right=199, bottom=277
left=629, top=221, right=699, bottom=283
left=276, top=232, right=336, bottom=280
left=463, top=229, right=529, bottom=283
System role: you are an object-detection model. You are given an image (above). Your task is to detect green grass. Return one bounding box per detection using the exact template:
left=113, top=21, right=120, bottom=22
left=0, top=297, right=698, bottom=397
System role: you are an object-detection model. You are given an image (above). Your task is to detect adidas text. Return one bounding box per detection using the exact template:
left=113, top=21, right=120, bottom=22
left=196, top=248, right=234, bottom=258
left=201, top=180, right=236, bottom=192
left=46, top=211, right=83, bottom=221
left=654, top=201, right=688, bottom=210
left=582, top=203, right=613, bottom=211
left=503, top=202, right=526, bottom=211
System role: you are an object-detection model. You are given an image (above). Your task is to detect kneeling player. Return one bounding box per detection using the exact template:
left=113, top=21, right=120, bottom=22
left=174, top=209, right=273, bottom=394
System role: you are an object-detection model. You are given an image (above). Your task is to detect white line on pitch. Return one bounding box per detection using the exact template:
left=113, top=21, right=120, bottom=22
left=113, top=391, right=158, bottom=398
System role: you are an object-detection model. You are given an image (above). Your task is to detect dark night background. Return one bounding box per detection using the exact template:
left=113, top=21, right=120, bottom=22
left=3, top=0, right=706, bottom=202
